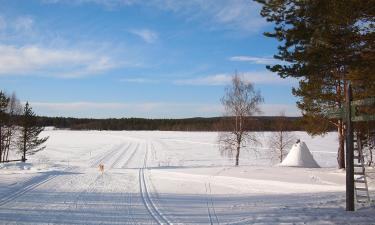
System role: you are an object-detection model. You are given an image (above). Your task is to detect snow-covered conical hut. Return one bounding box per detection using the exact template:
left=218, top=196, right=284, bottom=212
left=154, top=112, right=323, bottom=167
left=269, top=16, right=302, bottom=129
left=280, top=141, right=320, bottom=168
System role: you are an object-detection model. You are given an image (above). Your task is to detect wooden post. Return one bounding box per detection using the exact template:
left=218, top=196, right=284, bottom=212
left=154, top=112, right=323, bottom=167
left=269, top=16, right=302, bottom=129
left=346, top=82, right=354, bottom=211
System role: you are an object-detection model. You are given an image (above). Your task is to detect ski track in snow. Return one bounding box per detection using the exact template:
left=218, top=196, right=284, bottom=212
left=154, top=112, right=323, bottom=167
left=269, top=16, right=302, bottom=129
left=139, top=142, right=170, bottom=225
left=0, top=173, right=59, bottom=207
left=1, top=131, right=375, bottom=224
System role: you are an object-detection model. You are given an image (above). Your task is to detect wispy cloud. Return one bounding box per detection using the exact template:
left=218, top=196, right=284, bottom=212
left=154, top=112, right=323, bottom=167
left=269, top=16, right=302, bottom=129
left=174, top=74, right=230, bottom=86
left=129, top=29, right=158, bottom=43
left=42, top=0, right=138, bottom=8
left=149, top=0, right=265, bottom=33
left=0, top=16, right=6, bottom=31
left=14, top=16, right=34, bottom=32
left=174, top=71, right=293, bottom=86
left=30, top=101, right=300, bottom=118
left=30, top=101, right=225, bottom=118
left=31, top=102, right=127, bottom=111
left=260, top=104, right=300, bottom=117
left=229, top=56, right=280, bottom=65
left=0, top=45, right=118, bottom=78
left=44, top=0, right=265, bottom=33
left=120, top=78, right=159, bottom=83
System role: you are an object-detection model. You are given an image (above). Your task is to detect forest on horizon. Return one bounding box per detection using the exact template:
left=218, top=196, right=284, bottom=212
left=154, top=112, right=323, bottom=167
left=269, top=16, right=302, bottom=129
left=36, top=115, right=333, bottom=132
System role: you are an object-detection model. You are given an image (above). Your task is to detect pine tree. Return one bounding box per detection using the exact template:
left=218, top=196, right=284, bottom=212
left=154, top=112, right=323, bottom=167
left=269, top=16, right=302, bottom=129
left=19, top=102, right=48, bottom=162
left=255, top=0, right=374, bottom=168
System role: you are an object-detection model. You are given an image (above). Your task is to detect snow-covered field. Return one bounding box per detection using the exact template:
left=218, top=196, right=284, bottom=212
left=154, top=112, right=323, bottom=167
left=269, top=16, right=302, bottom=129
left=0, top=130, right=374, bottom=224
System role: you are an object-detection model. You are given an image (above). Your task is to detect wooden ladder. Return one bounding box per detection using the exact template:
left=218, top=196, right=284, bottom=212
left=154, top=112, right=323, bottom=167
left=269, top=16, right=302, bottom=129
left=353, top=135, right=371, bottom=204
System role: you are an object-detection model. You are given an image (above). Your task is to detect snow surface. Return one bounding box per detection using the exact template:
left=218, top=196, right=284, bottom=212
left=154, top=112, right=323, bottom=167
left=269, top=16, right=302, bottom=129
left=0, top=130, right=374, bottom=224
left=280, top=141, right=320, bottom=168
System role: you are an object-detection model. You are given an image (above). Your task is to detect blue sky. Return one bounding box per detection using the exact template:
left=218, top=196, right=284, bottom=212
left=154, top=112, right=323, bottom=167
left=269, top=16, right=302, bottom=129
left=0, top=0, right=299, bottom=118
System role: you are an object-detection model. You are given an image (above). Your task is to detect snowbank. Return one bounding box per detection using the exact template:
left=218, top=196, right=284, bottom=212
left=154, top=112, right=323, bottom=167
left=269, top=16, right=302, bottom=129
left=280, top=141, right=320, bottom=168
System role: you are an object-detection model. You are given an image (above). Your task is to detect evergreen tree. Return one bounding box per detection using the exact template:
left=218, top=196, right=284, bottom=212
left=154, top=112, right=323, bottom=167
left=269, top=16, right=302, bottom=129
left=19, top=102, right=48, bottom=162
left=255, top=0, right=374, bottom=168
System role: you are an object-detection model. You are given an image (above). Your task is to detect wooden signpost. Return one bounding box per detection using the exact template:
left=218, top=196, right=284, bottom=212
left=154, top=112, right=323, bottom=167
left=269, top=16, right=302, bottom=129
left=327, top=83, right=375, bottom=211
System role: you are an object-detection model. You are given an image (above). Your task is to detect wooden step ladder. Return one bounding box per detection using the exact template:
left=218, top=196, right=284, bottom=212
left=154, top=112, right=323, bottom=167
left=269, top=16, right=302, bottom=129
left=353, top=135, right=371, bottom=204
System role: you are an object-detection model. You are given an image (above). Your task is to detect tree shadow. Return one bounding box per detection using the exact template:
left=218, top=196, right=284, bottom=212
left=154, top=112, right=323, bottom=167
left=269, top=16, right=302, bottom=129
left=0, top=188, right=374, bottom=224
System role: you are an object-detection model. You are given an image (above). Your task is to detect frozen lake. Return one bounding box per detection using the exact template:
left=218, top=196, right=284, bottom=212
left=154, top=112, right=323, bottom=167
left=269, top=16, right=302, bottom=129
left=0, top=130, right=374, bottom=224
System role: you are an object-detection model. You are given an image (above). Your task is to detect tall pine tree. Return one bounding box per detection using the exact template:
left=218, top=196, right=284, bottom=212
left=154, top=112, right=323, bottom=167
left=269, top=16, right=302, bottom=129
left=255, top=0, right=374, bottom=168
left=19, top=102, right=48, bottom=162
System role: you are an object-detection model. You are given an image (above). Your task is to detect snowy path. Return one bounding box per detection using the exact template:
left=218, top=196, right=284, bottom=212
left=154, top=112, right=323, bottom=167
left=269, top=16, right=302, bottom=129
left=0, top=131, right=374, bottom=224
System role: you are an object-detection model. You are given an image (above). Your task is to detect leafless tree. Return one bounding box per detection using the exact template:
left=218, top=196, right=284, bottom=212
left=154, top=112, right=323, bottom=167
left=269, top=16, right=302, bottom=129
left=3, top=93, right=22, bottom=161
left=218, top=73, right=263, bottom=166
left=268, top=112, right=296, bottom=163
left=0, top=91, right=9, bottom=162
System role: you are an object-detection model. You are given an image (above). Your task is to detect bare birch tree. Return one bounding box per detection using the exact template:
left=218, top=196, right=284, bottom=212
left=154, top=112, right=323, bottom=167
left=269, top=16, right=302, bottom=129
left=218, top=74, right=263, bottom=166
left=0, top=91, right=9, bottom=162
left=268, top=112, right=296, bottom=163
left=3, top=93, right=22, bottom=161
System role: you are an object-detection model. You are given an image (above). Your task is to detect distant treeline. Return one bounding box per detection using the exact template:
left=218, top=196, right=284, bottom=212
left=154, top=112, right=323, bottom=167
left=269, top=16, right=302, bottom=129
left=36, top=116, right=332, bottom=131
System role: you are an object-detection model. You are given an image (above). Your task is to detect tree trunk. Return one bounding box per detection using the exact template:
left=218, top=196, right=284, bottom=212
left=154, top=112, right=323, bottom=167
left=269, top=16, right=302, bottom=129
left=0, top=126, right=2, bottom=163
left=337, top=120, right=345, bottom=169
left=235, top=145, right=240, bottom=166
left=22, top=129, right=27, bottom=162
left=280, top=130, right=283, bottom=162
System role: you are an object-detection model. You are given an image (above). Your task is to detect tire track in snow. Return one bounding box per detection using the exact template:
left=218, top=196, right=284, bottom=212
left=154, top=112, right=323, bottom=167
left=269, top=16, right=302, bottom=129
left=139, top=143, right=170, bottom=225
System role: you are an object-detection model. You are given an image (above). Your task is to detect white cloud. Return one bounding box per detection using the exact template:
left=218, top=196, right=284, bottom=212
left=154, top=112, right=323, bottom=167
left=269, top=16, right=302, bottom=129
left=230, top=56, right=280, bottom=65
left=120, top=78, right=159, bottom=83
left=30, top=101, right=300, bottom=118
left=150, top=0, right=265, bottom=33
left=44, top=0, right=265, bottom=33
left=130, top=29, right=158, bottom=43
left=0, top=45, right=118, bottom=78
left=0, top=16, right=6, bottom=31
left=174, top=71, right=293, bottom=86
left=260, top=104, right=300, bottom=117
left=30, top=101, right=225, bottom=118
left=174, top=74, right=230, bottom=86
left=31, top=102, right=127, bottom=111
left=42, top=0, right=138, bottom=7
left=14, top=16, right=34, bottom=32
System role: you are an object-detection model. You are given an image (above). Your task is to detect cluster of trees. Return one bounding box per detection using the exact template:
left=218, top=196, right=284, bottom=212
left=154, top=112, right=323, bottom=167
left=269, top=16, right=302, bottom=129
left=36, top=115, right=307, bottom=132
left=0, top=91, right=48, bottom=163
left=217, top=74, right=298, bottom=166
left=255, top=0, right=375, bottom=168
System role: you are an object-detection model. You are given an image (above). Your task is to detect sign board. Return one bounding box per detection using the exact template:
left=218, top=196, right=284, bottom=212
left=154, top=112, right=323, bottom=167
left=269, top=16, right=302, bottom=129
left=351, top=98, right=375, bottom=122
left=326, top=97, right=375, bottom=122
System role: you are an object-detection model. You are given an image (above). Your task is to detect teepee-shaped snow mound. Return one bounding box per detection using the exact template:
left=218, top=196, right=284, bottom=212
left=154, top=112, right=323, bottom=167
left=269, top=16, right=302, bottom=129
left=280, top=141, right=320, bottom=168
